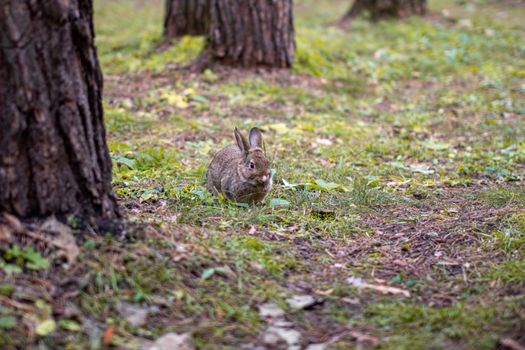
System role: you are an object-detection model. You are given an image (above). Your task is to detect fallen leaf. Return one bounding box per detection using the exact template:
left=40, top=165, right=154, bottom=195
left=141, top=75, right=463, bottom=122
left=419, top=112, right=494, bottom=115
left=201, top=266, right=236, bottom=280
left=190, top=95, right=209, bottom=104
left=407, top=164, right=435, bottom=175
left=315, top=289, right=333, bottom=296
left=286, top=225, right=300, bottom=233
left=161, top=91, right=189, bottom=109
left=38, top=217, right=79, bottom=265
left=499, top=338, right=525, bottom=350
left=350, top=331, right=379, bottom=346
left=263, top=326, right=301, bottom=347
left=421, top=139, right=450, bottom=151
left=215, top=265, right=236, bottom=279
left=282, top=179, right=301, bottom=188
left=103, top=325, right=115, bottom=345
left=116, top=302, right=149, bottom=327
left=342, top=297, right=360, bottom=305
left=149, top=332, right=195, bottom=350
left=2, top=213, right=24, bottom=233
left=458, top=18, right=472, bottom=28
left=311, top=179, right=348, bottom=192
left=286, top=295, right=322, bottom=310
left=201, top=268, right=216, bottom=280
left=0, top=316, right=16, bottom=329
left=346, top=276, right=410, bottom=297
left=314, top=137, right=333, bottom=146
left=0, top=213, right=23, bottom=241
left=306, top=344, right=327, bottom=350
left=258, top=302, right=285, bottom=319
left=267, top=123, right=291, bottom=134
left=36, top=319, right=56, bottom=336
left=59, top=319, right=81, bottom=331
left=270, top=198, right=290, bottom=208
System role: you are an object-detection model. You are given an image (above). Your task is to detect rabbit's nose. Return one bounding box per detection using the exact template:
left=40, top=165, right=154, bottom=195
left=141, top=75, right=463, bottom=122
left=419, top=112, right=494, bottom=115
left=262, top=175, right=268, bottom=182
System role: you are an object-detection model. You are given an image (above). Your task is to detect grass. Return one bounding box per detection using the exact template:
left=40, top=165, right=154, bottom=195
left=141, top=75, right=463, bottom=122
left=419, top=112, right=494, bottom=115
left=0, top=0, right=524, bottom=349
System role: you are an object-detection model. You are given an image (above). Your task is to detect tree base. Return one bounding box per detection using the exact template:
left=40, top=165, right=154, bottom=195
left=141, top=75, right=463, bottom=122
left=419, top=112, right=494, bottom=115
left=0, top=0, right=120, bottom=221
left=206, top=0, right=295, bottom=69
left=164, top=0, right=210, bottom=39
left=340, top=0, right=427, bottom=23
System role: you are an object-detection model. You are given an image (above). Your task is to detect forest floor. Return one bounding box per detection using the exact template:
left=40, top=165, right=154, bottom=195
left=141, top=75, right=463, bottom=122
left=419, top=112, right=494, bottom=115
left=1, top=0, right=525, bottom=349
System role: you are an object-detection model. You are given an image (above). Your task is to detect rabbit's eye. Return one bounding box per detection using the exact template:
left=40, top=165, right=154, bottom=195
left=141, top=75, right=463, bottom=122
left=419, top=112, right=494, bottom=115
left=249, top=161, right=255, bottom=169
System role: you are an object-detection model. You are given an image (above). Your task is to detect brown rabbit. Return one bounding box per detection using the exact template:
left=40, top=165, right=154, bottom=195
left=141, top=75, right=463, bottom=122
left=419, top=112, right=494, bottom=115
left=206, top=127, right=272, bottom=204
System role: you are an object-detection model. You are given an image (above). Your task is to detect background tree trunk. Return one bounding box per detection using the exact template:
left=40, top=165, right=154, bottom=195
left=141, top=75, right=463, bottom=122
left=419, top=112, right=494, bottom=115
left=205, top=0, right=295, bottom=68
left=0, top=0, right=119, bottom=222
left=340, top=0, right=427, bottom=23
left=164, top=0, right=210, bottom=39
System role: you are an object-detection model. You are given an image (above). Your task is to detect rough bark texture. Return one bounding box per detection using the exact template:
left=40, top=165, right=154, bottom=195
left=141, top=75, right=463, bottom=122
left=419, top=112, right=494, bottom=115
left=206, top=0, right=295, bottom=68
left=341, top=0, right=427, bottom=22
left=0, top=0, right=120, bottom=222
left=164, top=0, right=210, bottom=38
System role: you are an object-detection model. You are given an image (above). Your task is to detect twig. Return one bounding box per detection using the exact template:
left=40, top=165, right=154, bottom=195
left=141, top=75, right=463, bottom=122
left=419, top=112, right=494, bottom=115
left=0, top=295, right=33, bottom=312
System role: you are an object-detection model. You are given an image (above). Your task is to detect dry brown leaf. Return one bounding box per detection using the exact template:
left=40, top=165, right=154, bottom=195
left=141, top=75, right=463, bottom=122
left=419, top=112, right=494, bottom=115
left=2, top=213, right=24, bottom=233
left=0, top=213, right=23, bottom=242
left=38, top=217, right=79, bottom=264
left=103, top=325, right=115, bottom=345
left=286, top=224, right=300, bottom=233
left=346, top=276, right=410, bottom=297
left=349, top=331, right=379, bottom=346
left=499, top=338, right=525, bottom=350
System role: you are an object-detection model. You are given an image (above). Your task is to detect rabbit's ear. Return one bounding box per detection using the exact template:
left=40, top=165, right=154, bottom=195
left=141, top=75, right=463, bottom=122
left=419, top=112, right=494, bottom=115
left=234, top=127, right=249, bottom=154
left=249, top=127, right=263, bottom=149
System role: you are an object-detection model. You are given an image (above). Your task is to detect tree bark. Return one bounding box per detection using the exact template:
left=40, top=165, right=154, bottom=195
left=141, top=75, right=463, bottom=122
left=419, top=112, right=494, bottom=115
left=340, top=0, right=427, bottom=23
left=164, top=0, right=210, bottom=39
left=204, top=0, right=295, bottom=69
left=0, top=0, right=120, bottom=222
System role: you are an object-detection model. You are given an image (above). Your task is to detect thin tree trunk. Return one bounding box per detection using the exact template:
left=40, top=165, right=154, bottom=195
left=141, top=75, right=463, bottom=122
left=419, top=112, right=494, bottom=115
left=202, top=0, right=295, bottom=69
left=0, top=0, right=120, bottom=223
left=164, top=0, right=210, bottom=39
left=340, top=0, right=427, bottom=23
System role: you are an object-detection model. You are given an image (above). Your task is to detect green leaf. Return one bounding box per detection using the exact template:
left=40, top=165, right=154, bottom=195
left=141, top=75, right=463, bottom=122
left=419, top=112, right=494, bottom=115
left=0, top=316, right=16, bottom=329
left=0, top=283, right=14, bottom=296
left=389, top=275, right=402, bottom=285
left=313, top=179, right=348, bottom=192
left=191, top=95, right=209, bottom=104
left=139, top=190, right=157, bottom=202
left=4, top=245, right=22, bottom=261
left=203, top=69, right=218, bottom=83
left=59, top=320, right=81, bottom=332
left=270, top=198, right=290, bottom=208
left=201, top=268, right=216, bottom=280
left=23, top=247, right=49, bottom=270
left=267, top=123, right=291, bottom=134
left=35, top=300, right=53, bottom=316
left=2, top=264, right=22, bottom=274
left=115, top=156, right=136, bottom=170
left=421, top=139, right=450, bottom=151
left=282, top=179, right=301, bottom=188
left=36, top=319, right=56, bottom=336
left=84, top=239, right=96, bottom=250
left=283, top=179, right=348, bottom=192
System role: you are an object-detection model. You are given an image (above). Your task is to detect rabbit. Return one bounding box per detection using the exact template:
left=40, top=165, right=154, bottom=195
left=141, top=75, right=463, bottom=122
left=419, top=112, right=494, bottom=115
left=206, top=127, right=272, bottom=204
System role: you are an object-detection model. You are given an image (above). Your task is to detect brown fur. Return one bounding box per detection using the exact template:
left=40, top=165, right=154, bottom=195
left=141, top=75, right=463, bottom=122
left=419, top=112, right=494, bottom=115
left=206, top=128, right=272, bottom=204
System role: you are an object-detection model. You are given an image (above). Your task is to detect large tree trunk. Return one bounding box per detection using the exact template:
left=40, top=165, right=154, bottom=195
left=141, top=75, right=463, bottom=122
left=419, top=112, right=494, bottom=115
left=0, top=0, right=120, bottom=223
left=340, top=0, right=427, bottom=23
left=164, top=0, right=210, bottom=39
left=203, top=0, right=295, bottom=68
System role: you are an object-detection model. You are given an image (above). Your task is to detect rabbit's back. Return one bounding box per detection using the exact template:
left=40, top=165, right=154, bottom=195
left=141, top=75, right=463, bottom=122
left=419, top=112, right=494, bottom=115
left=206, top=145, right=242, bottom=197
